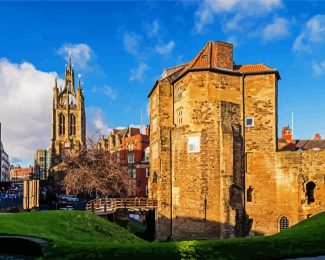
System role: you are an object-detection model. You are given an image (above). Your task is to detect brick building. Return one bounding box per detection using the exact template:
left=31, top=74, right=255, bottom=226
left=148, top=40, right=325, bottom=241
left=10, top=165, right=34, bottom=183
left=99, top=126, right=150, bottom=197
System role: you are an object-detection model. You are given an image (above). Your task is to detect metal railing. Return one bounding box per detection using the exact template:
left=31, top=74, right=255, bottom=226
left=86, top=197, right=157, bottom=215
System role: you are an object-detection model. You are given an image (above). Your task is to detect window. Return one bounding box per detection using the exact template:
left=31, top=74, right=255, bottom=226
left=247, top=186, right=253, bottom=202
left=116, top=151, right=120, bottom=162
left=279, top=216, right=289, bottom=231
left=177, top=109, right=183, bottom=125
left=128, top=153, right=135, bottom=163
left=59, top=113, right=65, bottom=135
left=245, top=117, right=254, bottom=127
left=177, top=84, right=182, bottom=100
left=306, top=181, right=316, bottom=204
left=132, top=168, right=136, bottom=179
left=146, top=185, right=148, bottom=195
left=144, top=148, right=150, bottom=162
left=188, top=136, right=200, bottom=153
left=146, top=168, right=150, bottom=178
left=69, top=114, right=76, bottom=136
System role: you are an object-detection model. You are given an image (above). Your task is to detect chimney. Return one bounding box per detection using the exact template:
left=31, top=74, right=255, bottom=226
left=314, top=133, right=321, bottom=140
left=214, top=41, right=233, bottom=70
left=282, top=126, right=292, bottom=143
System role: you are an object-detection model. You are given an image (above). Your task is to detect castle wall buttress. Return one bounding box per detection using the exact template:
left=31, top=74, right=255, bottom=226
left=244, top=74, right=278, bottom=235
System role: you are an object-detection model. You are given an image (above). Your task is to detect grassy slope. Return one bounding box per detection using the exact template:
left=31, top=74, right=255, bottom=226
left=0, top=210, right=143, bottom=253
left=0, top=211, right=324, bottom=259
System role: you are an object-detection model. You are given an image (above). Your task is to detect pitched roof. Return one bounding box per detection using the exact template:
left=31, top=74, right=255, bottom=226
left=233, top=64, right=275, bottom=73
left=295, top=140, right=325, bottom=150
left=148, top=40, right=279, bottom=97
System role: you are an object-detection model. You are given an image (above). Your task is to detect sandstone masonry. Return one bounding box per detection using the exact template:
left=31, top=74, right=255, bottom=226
left=148, top=40, right=325, bottom=241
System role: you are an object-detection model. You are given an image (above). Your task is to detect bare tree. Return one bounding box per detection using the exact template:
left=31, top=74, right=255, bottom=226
left=61, top=135, right=133, bottom=198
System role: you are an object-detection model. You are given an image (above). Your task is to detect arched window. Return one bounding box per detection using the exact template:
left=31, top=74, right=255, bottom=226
left=59, top=113, right=65, bottom=135
left=69, top=114, right=76, bottom=136
left=306, top=181, right=316, bottom=204
left=279, top=216, right=289, bottom=231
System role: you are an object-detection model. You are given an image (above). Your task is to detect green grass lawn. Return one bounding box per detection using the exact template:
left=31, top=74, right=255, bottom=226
left=0, top=210, right=324, bottom=259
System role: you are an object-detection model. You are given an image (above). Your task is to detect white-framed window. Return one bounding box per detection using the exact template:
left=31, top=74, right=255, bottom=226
left=188, top=136, right=200, bottom=153
left=128, top=153, right=135, bottom=163
left=177, top=109, right=183, bottom=125
left=245, top=117, right=254, bottom=127
left=128, top=142, right=134, bottom=151
left=132, top=168, right=136, bottom=179
left=146, top=185, right=148, bottom=195
left=177, top=84, right=182, bottom=100
left=146, top=167, right=150, bottom=178
left=116, top=151, right=120, bottom=162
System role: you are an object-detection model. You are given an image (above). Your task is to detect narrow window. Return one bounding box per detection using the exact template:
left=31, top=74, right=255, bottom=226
left=306, top=181, right=316, bottom=204
left=132, top=168, right=136, bottom=179
left=128, top=153, right=135, bottom=163
left=59, top=113, right=65, bottom=135
left=188, top=136, right=200, bottom=153
left=247, top=186, right=253, bottom=202
left=146, top=185, right=148, bottom=195
left=279, top=216, right=289, bottom=231
left=177, top=84, right=182, bottom=100
left=178, top=109, right=183, bottom=125
left=69, top=114, right=76, bottom=136
left=146, top=168, right=150, bottom=178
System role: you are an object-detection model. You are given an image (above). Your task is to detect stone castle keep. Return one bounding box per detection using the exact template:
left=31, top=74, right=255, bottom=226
left=148, top=40, right=325, bottom=240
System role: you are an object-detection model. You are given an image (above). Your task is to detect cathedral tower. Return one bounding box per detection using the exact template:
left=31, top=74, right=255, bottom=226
left=51, top=57, right=86, bottom=163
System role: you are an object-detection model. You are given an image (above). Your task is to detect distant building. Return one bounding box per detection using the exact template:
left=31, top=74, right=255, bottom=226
left=10, top=165, right=34, bottom=183
left=34, top=149, right=51, bottom=180
left=99, top=126, right=150, bottom=197
left=279, top=126, right=325, bottom=151
left=0, top=141, right=10, bottom=182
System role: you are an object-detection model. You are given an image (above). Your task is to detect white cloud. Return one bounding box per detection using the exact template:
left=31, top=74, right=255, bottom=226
left=103, top=86, right=117, bottom=100
left=145, top=20, right=161, bottom=37
left=129, top=63, right=151, bottom=82
left=155, top=41, right=175, bottom=55
left=123, top=32, right=141, bottom=56
left=0, top=59, right=62, bottom=162
left=262, top=17, right=290, bottom=41
left=194, top=0, right=283, bottom=33
left=313, top=60, right=325, bottom=76
left=86, top=107, right=111, bottom=136
left=293, top=15, right=325, bottom=52
left=57, top=43, right=93, bottom=69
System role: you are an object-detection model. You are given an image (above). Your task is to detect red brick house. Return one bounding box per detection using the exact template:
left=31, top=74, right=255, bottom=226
left=99, top=126, right=150, bottom=197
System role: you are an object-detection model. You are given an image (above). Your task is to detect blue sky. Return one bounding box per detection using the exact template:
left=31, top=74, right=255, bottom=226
left=1, top=0, right=325, bottom=164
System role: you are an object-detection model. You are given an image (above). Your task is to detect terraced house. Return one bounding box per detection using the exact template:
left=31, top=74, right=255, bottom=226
left=148, top=40, right=325, bottom=241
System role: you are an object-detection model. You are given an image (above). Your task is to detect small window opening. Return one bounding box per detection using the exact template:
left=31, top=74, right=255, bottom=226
left=245, top=117, right=254, bottom=127
left=306, top=181, right=316, bottom=204
left=247, top=186, right=253, bottom=202
left=279, top=216, right=289, bottom=231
